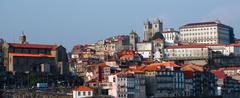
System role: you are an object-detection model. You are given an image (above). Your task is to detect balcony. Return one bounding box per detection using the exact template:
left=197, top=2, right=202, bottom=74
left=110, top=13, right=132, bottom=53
left=100, top=82, right=112, bottom=89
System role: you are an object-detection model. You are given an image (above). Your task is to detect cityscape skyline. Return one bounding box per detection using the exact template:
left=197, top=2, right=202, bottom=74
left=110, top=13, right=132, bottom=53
left=1, top=0, right=240, bottom=51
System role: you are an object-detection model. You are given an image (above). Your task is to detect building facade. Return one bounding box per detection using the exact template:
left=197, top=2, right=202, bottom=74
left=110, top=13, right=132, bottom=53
left=2, top=34, right=68, bottom=75
left=73, top=86, right=94, bottom=98
left=180, top=20, right=234, bottom=44
left=162, top=28, right=180, bottom=46
left=108, top=72, right=146, bottom=98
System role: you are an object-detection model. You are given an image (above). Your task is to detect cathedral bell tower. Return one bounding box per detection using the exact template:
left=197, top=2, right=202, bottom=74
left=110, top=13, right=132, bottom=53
left=144, top=20, right=152, bottom=42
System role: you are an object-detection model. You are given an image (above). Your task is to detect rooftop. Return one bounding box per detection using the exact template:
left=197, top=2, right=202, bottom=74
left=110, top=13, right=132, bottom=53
left=9, top=53, right=54, bottom=58
left=9, top=43, right=58, bottom=50
left=73, top=86, right=93, bottom=91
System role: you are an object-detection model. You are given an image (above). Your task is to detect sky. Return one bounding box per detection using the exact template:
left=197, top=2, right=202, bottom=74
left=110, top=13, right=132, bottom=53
left=0, top=0, right=240, bottom=51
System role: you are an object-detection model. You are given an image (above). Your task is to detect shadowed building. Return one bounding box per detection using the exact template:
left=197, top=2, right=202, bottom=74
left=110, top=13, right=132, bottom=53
left=2, top=33, right=69, bottom=75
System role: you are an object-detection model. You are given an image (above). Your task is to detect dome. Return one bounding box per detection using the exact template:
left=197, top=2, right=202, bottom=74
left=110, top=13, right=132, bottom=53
left=130, top=30, right=137, bottom=35
left=151, top=32, right=165, bottom=40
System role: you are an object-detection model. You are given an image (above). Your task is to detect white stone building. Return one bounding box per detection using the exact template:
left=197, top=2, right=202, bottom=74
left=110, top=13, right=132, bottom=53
left=136, top=42, right=153, bottom=59
left=180, top=20, right=234, bottom=44
left=162, top=28, right=180, bottom=46
left=73, top=86, right=94, bottom=98
left=164, top=44, right=211, bottom=60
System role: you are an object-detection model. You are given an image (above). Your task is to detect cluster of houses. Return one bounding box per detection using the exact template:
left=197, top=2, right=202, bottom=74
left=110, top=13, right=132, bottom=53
left=70, top=19, right=240, bottom=98
left=72, top=60, right=240, bottom=98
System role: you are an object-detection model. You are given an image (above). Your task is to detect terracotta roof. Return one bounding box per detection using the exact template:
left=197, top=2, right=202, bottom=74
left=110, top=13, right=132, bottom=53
left=9, top=43, right=58, bottom=50
left=9, top=53, right=54, bottom=58
left=211, top=70, right=225, bottom=79
left=144, top=64, right=160, bottom=71
left=181, top=64, right=204, bottom=72
left=73, top=86, right=93, bottom=91
left=149, top=62, right=179, bottom=67
left=228, top=43, right=240, bottom=47
left=143, top=62, right=179, bottom=71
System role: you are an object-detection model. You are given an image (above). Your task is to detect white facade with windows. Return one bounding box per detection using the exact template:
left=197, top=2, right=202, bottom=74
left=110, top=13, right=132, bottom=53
left=108, top=72, right=146, bottom=98
left=73, top=86, right=93, bottom=98
left=162, top=28, right=179, bottom=46
left=208, top=44, right=240, bottom=56
left=164, top=45, right=210, bottom=60
left=136, top=42, right=153, bottom=59
left=180, top=20, right=234, bottom=44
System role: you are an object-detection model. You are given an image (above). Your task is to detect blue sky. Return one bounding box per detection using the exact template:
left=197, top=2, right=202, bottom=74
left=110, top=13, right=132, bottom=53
left=0, top=0, right=240, bottom=51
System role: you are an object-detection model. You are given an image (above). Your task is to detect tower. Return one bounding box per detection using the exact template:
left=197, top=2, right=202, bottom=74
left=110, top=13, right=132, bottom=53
left=144, top=18, right=163, bottom=42
left=19, top=32, right=27, bottom=44
left=152, top=18, right=163, bottom=35
left=129, top=30, right=139, bottom=51
left=144, top=20, right=152, bottom=42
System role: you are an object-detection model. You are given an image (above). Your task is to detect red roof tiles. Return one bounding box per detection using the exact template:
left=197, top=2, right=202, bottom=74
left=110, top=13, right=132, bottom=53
left=9, top=53, right=54, bottom=58
left=211, top=70, right=225, bottom=79
left=73, top=86, right=93, bottom=91
left=9, top=43, right=58, bottom=50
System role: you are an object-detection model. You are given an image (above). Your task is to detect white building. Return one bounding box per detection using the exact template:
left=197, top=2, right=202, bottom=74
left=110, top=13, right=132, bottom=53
left=208, top=43, right=240, bottom=56
left=108, top=72, right=146, bottom=98
left=164, top=44, right=211, bottom=60
left=136, top=42, right=153, bottom=59
left=162, top=28, right=180, bottom=46
left=73, top=86, right=94, bottom=98
left=180, top=20, right=234, bottom=44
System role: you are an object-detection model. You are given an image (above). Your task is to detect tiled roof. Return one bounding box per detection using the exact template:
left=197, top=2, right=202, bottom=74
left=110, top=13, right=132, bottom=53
left=183, top=21, right=218, bottom=26
left=181, top=64, right=204, bottom=72
left=211, top=70, right=225, bottom=79
left=149, top=62, right=179, bottom=67
left=180, top=20, right=232, bottom=29
left=180, top=21, right=219, bottom=29
left=143, top=62, right=179, bottom=71
left=9, top=43, right=58, bottom=50
left=73, top=86, right=93, bottom=91
left=9, top=53, right=54, bottom=58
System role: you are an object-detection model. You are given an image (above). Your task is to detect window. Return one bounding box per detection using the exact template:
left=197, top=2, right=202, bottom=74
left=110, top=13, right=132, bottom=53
left=88, top=91, right=91, bottom=96
left=78, top=92, right=81, bottom=96
left=83, top=91, right=87, bottom=96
